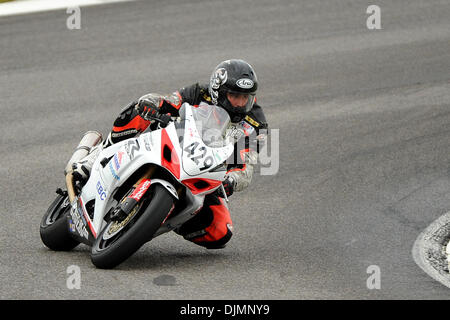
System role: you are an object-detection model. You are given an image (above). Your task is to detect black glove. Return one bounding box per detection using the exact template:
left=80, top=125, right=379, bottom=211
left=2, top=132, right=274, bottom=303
left=158, top=113, right=172, bottom=128
left=71, top=161, right=90, bottom=183
left=215, top=176, right=235, bottom=198
left=137, top=98, right=160, bottom=121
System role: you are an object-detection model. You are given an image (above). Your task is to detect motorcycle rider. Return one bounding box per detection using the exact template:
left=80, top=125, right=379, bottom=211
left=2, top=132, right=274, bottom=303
left=72, top=59, right=268, bottom=249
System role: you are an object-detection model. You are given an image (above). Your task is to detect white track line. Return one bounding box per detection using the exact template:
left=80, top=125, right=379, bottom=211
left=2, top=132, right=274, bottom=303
left=0, top=0, right=135, bottom=17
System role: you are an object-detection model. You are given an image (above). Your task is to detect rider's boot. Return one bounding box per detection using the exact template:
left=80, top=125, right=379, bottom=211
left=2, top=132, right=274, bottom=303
left=72, top=144, right=103, bottom=185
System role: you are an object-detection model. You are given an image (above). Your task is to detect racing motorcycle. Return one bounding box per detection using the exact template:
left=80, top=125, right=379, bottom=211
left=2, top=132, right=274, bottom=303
left=40, top=102, right=234, bottom=269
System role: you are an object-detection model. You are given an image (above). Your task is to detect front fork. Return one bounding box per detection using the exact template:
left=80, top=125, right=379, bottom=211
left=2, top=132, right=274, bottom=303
left=111, top=167, right=156, bottom=221
left=110, top=167, right=180, bottom=222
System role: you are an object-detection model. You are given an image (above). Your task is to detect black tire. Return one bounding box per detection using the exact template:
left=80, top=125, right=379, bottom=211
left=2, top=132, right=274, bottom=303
left=90, top=184, right=174, bottom=269
left=40, top=191, right=80, bottom=251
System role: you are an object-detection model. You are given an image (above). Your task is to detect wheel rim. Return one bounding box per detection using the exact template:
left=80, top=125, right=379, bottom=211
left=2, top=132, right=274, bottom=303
left=45, top=196, right=70, bottom=226
left=94, top=190, right=151, bottom=252
left=102, top=201, right=143, bottom=241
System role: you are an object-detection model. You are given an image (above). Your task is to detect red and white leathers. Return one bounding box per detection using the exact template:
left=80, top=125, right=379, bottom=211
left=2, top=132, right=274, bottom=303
left=102, top=83, right=268, bottom=249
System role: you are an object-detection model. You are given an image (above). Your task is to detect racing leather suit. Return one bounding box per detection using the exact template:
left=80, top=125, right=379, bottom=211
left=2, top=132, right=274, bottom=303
left=104, top=83, right=268, bottom=248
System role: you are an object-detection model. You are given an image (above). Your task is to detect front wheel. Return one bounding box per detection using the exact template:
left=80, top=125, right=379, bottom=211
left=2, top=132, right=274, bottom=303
left=90, top=184, right=174, bottom=269
left=40, top=190, right=80, bottom=251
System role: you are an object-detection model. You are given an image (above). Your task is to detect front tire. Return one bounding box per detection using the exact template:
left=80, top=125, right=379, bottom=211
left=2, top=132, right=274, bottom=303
left=90, top=184, right=174, bottom=269
left=40, top=191, right=80, bottom=251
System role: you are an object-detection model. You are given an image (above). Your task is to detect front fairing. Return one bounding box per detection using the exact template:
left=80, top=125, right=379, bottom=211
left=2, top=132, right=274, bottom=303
left=75, top=103, right=234, bottom=239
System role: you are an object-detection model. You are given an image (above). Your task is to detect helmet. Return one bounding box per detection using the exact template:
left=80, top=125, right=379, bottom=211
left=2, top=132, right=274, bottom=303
left=208, top=59, right=258, bottom=122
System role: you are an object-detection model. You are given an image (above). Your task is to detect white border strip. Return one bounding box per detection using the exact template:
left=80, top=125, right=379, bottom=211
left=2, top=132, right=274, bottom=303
left=0, top=0, right=135, bottom=17
left=412, top=211, right=450, bottom=289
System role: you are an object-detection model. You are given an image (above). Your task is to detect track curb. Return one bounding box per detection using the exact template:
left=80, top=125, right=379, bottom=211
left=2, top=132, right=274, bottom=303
left=412, top=211, right=450, bottom=289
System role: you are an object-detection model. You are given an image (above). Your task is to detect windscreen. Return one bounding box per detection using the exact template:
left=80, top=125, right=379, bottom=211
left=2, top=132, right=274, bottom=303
left=178, top=102, right=231, bottom=148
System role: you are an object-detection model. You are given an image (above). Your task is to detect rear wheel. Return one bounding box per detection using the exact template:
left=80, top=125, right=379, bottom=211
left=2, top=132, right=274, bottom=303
left=90, top=184, right=174, bottom=269
left=40, top=190, right=80, bottom=251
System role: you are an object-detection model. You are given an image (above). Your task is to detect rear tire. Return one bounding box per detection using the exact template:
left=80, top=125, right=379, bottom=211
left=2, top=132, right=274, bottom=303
left=40, top=191, right=80, bottom=251
left=90, top=184, right=174, bottom=269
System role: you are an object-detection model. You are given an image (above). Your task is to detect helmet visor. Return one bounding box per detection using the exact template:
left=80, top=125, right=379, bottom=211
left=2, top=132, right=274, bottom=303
left=226, top=92, right=255, bottom=114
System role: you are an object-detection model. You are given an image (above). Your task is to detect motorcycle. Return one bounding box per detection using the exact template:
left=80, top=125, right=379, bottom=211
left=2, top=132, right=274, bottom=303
left=40, top=102, right=234, bottom=269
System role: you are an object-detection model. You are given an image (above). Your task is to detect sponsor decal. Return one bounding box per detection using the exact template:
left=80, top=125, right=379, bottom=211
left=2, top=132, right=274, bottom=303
left=69, top=206, right=89, bottom=239
left=209, top=68, right=228, bottom=103
left=227, top=124, right=245, bottom=142
left=68, top=219, right=76, bottom=233
left=144, top=136, right=152, bottom=151
left=130, top=180, right=152, bottom=201
left=188, top=127, right=194, bottom=138
left=210, top=68, right=227, bottom=90
left=111, top=129, right=138, bottom=138
left=236, top=78, right=254, bottom=89
left=113, top=151, right=124, bottom=170
left=240, top=120, right=255, bottom=135
left=244, top=115, right=260, bottom=127
left=240, top=120, right=251, bottom=130
left=96, top=181, right=107, bottom=200
left=213, top=150, right=222, bottom=163
left=109, top=161, right=120, bottom=180
left=125, top=139, right=140, bottom=160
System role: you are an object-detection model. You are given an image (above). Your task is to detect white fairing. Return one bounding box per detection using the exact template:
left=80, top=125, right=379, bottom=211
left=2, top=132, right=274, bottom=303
left=75, top=102, right=234, bottom=239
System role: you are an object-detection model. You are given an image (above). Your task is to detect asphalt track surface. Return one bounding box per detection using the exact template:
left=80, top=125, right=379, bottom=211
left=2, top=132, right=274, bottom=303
left=1, top=0, right=450, bottom=299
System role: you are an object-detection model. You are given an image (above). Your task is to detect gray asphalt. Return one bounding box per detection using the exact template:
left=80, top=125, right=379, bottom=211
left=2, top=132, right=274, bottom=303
left=1, top=0, right=450, bottom=299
